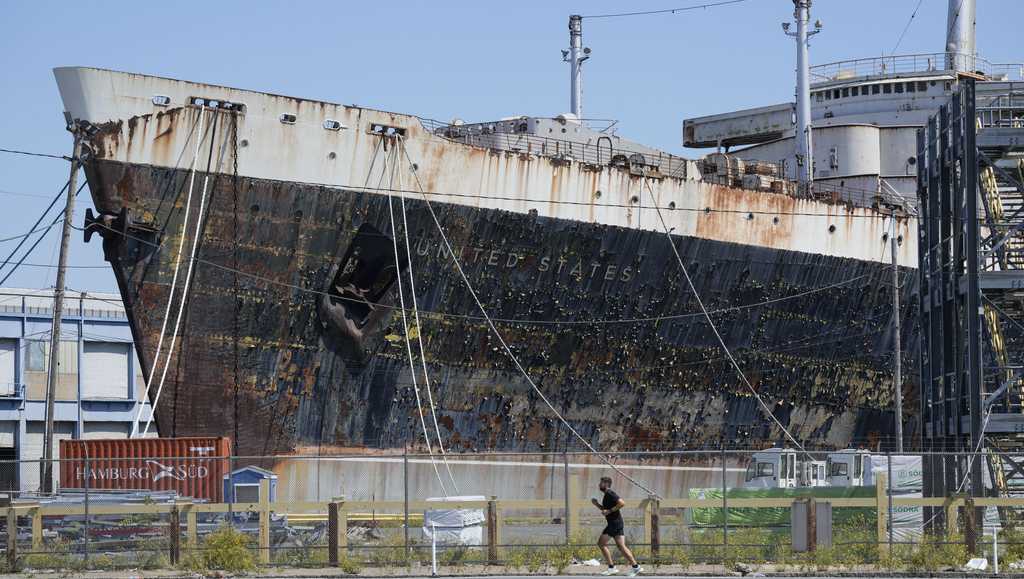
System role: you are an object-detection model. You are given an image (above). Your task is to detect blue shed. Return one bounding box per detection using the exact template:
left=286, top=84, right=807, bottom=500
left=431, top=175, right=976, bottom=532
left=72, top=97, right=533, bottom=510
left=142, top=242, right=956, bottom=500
left=223, top=466, right=278, bottom=503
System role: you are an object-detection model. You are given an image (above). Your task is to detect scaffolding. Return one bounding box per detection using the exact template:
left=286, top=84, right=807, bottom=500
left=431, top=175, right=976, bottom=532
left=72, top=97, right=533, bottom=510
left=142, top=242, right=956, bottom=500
left=918, top=77, right=1024, bottom=527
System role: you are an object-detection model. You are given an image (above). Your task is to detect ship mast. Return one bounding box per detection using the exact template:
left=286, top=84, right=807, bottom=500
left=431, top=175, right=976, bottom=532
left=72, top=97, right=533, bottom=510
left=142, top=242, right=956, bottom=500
left=783, top=0, right=820, bottom=188
left=945, top=0, right=976, bottom=72
left=563, top=15, right=590, bottom=118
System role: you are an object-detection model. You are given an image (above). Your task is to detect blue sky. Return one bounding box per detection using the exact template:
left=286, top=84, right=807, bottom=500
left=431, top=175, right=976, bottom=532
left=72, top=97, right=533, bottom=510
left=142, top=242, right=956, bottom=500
left=1, top=0, right=1021, bottom=292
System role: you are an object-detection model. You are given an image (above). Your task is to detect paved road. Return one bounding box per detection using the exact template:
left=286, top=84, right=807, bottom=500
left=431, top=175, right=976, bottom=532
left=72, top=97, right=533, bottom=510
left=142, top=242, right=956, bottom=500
left=253, top=569, right=966, bottom=573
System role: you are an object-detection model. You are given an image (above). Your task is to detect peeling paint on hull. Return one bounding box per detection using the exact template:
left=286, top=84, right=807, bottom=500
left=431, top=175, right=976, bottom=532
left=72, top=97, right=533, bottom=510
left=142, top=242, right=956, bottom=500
left=85, top=158, right=917, bottom=457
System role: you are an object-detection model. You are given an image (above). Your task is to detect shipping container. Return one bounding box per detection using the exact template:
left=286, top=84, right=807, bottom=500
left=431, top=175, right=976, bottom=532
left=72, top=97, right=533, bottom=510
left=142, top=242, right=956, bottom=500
left=59, top=437, right=231, bottom=501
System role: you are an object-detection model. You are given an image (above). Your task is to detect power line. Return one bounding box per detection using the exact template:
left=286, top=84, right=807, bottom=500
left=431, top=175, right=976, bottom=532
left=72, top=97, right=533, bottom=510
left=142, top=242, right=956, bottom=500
left=644, top=176, right=809, bottom=455
left=582, top=0, right=749, bottom=20
left=0, top=181, right=86, bottom=285
left=0, top=223, right=61, bottom=246
left=0, top=148, right=69, bottom=161
left=3, top=263, right=108, bottom=270
left=891, top=0, right=925, bottom=55
left=0, top=188, right=59, bottom=200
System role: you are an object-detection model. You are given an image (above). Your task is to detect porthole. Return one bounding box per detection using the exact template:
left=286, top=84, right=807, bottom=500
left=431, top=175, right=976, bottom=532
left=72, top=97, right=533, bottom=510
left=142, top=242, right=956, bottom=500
left=280, top=113, right=297, bottom=124
left=323, top=119, right=347, bottom=131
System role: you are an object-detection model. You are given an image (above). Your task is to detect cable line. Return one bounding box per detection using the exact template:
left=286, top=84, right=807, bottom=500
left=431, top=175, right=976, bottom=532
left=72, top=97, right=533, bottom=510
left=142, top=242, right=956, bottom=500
left=583, top=0, right=749, bottom=20
left=0, top=147, right=69, bottom=161
left=644, top=176, right=809, bottom=456
left=891, top=0, right=925, bottom=55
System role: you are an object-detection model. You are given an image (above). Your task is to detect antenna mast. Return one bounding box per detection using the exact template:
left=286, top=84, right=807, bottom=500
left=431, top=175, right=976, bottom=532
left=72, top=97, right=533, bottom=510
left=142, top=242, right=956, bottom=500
left=783, top=0, right=821, bottom=188
left=563, top=15, right=590, bottom=118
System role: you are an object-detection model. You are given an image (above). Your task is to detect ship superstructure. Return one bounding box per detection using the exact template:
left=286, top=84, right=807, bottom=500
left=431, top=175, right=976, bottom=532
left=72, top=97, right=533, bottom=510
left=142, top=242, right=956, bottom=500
left=684, top=0, right=1023, bottom=208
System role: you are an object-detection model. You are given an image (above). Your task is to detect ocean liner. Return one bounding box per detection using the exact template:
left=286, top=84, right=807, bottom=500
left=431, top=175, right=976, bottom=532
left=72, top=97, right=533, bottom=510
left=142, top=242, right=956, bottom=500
left=52, top=0, right=1011, bottom=460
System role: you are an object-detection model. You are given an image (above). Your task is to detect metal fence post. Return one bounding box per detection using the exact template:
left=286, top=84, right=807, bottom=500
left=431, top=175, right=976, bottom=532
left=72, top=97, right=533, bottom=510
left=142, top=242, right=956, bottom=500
left=185, top=502, right=197, bottom=554
left=567, top=473, right=580, bottom=539
left=169, top=505, right=181, bottom=565
left=328, top=501, right=339, bottom=567
left=563, top=451, right=570, bottom=544
left=83, top=448, right=89, bottom=564
left=886, top=450, right=893, bottom=552
left=721, top=447, right=728, bottom=549
left=875, top=472, right=888, bottom=558
left=6, top=506, right=15, bottom=571
left=403, top=447, right=410, bottom=558
left=487, top=497, right=498, bottom=565
left=258, top=479, right=270, bottom=565
left=945, top=494, right=959, bottom=540
left=30, top=507, right=41, bottom=553
left=650, top=498, right=660, bottom=560
left=965, top=497, right=978, bottom=555
left=642, top=499, right=653, bottom=548
left=228, top=454, right=235, bottom=522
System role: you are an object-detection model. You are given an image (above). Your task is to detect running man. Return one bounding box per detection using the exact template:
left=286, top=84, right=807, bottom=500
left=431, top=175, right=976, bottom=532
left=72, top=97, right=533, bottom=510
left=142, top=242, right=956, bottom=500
left=592, top=476, right=643, bottom=576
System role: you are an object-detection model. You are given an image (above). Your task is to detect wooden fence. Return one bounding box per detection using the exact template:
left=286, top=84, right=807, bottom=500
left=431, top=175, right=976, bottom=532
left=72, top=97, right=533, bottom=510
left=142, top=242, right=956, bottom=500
left=4, top=473, right=1020, bottom=568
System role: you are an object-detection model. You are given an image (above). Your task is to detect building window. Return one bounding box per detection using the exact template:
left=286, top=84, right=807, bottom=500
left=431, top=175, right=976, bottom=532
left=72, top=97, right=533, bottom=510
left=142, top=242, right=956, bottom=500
left=82, top=342, right=130, bottom=399
left=872, top=84, right=881, bottom=94
left=0, top=339, right=14, bottom=396
left=851, top=86, right=859, bottom=96
left=841, top=87, right=849, bottom=98
left=234, top=483, right=260, bottom=503
left=883, top=83, right=893, bottom=94
left=833, top=89, right=840, bottom=99
left=907, top=82, right=916, bottom=93
left=24, top=341, right=78, bottom=400
left=895, top=82, right=904, bottom=93
left=918, top=81, right=928, bottom=92
left=25, top=341, right=46, bottom=372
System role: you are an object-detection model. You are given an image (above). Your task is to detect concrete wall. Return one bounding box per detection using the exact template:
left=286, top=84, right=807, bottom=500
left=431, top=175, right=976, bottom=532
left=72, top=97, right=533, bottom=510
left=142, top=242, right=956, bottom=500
left=272, top=454, right=745, bottom=503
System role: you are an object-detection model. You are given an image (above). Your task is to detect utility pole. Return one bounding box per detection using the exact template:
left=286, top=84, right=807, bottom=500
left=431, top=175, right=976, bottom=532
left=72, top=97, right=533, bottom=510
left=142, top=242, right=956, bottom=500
left=783, top=0, right=821, bottom=188
left=891, top=215, right=904, bottom=453
left=563, top=15, right=590, bottom=118
left=42, top=123, right=82, bottom=494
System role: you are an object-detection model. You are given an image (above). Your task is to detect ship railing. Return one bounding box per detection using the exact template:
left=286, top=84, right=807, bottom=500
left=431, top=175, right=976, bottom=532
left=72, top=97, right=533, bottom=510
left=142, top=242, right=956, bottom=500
left=419, top=117, right=690, bottom=179
left=701, top=156, right=917, bottom=212
left=810, top=52, right=1024, bottom=83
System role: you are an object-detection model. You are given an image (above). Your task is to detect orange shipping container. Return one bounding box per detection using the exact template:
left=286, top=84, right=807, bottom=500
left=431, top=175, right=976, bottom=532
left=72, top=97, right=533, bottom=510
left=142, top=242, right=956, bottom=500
left=59, top=437, right=231, bottom=501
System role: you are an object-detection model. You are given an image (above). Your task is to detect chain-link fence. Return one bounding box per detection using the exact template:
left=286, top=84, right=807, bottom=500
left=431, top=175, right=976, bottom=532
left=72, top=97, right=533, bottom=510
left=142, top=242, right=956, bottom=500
left=0, top=449, right=1021, bottom=573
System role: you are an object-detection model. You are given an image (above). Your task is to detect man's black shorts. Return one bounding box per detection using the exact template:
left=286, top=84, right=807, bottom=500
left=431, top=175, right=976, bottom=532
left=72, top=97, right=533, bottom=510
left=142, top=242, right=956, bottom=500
left=602, top=520, right=625, bottom=537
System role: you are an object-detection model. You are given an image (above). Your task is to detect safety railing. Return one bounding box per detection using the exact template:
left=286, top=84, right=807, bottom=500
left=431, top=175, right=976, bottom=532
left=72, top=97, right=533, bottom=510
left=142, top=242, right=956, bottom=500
left=810, top=52, right=1024, bottom=83
left=419, top=118, right=690, bottom=179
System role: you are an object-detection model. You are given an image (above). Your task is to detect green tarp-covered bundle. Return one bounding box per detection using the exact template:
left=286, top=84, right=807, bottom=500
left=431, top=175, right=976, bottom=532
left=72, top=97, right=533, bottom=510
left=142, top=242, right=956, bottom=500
left=687, top=486, right=876, bottom=527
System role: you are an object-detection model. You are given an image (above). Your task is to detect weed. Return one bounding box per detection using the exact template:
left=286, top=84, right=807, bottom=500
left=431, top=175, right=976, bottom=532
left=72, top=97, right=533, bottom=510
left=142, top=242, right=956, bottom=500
left=189, top=524, right=257, bottom=573
left=22, top=539, right=83, bottom=572
left=339, top=553, right=362, bottom=574
left=525, top=546, right=547, bottom=572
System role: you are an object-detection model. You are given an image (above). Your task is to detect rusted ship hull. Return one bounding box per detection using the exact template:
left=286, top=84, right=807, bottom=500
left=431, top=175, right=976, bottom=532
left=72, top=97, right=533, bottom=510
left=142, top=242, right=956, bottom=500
left=84, top=155, right=915, bottom=456
left=55, top=67, right=920, bottom=458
